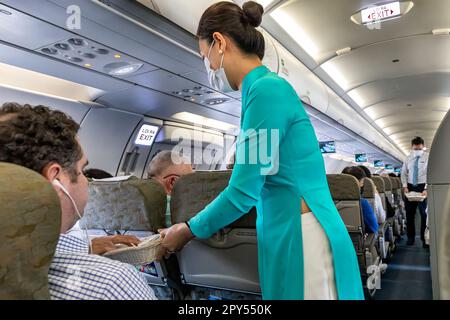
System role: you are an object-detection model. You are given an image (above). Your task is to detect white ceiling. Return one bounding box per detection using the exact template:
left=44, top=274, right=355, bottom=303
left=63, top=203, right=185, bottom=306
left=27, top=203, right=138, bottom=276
left=267, top=0, right=450, bottom=154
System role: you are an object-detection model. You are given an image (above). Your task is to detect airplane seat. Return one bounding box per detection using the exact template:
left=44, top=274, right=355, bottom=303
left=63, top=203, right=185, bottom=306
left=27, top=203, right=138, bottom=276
left=372, top=177, right=387, bottom=211
left=372, top=177, right=395, bottom=255
left=0, top=162, right=61, bottom=300
left=396, top=177, right=407, bottom=235
left=381, top=177, right=395, bottom=208
left=362, top=178, right=388, bottom=260
left=390, top=177, right=406, bottom=236
left=80, top=176, right=166, bottom=233
left=170, top=171, right=261, bottom=299
left=79, top=177, right=176, bottom=298
left=362, top=178, right=376, bottom=211
left=326, top=174, right=381, bottom=295
left=382, top=177, right=402, bottom=239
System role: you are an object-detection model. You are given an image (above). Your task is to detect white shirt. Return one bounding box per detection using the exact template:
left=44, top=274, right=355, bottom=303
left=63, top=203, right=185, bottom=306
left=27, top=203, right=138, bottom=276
left=49, top=234, right=157, bottom=300
left=401, top=151, right=429, bottom=187
left=374, top=193, right=386, bottom=224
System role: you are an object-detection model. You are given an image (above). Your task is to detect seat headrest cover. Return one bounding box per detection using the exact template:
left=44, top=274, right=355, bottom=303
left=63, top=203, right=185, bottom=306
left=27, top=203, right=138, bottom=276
left=381, top=176, right=392, bottom=191
left=389, top=177, right=399, bottom=189
left=326, top=174, right=361, bottom=201
left=171, top=171, right=256, bottom=228
left=362, top=178, right=376, bottom=198
left=80, top=177, right=166, bottom=232
left=371, top=176, right=386, bottom=193
left=0, top=162, right=61, bottom=300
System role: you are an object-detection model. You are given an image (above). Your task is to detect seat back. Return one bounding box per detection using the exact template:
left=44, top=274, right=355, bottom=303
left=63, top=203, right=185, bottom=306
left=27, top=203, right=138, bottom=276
left=79, top=176, right=168, bottom=288
left=390, top=177, right=402, bottom=206
left=372, top=177, right=386, bottom=211
left=326, top=174, right=363, bottom=229
left=171, top=171, right=260, bottom=295
left=327, top=174, right=378, bottom=277
left=0, top=163, right=61, bottom=300
left=362, top=178, right=377, bottom=212
left=80, top=177, right=166, bottom=232
left=382, top=177, right=394, bottom=207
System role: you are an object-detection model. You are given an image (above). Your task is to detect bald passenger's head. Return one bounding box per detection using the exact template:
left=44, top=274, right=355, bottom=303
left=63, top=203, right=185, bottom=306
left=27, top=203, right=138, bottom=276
left=147, top=151, right=193, bottom=195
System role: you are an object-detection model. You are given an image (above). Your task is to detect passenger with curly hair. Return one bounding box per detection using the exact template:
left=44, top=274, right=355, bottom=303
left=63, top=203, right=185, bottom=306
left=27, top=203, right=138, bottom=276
left=0, top=102, right=157, bottom=300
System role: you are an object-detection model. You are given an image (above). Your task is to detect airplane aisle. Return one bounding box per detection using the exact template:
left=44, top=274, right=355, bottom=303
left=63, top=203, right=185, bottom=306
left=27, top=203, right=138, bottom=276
left=375, top=214, right=432, bottom=300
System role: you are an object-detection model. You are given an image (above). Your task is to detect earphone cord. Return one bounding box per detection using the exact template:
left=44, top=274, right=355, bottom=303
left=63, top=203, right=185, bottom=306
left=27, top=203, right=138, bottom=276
left=55, top=180, right=93, bottom=253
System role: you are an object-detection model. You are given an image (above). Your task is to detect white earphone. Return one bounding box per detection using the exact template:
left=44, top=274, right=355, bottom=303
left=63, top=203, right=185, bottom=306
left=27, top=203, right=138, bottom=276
left=52, top=179, right=92, bottom=253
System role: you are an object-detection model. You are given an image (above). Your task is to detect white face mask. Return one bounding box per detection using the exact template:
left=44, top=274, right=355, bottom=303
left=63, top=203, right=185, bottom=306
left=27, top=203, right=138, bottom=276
left=53, top=179, right=92, bottom=252
left=412, top=149, right=424, bottom=157
left=204, top=40, right=235, bottom=93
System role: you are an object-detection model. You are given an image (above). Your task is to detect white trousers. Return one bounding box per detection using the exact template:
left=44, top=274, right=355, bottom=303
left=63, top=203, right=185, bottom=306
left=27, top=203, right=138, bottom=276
left=302, top=212, right=338, bottom=300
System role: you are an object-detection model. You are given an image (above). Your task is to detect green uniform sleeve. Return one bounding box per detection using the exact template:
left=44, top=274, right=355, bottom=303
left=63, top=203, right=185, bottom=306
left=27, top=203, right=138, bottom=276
left=189, top=78, right=295, bottom=238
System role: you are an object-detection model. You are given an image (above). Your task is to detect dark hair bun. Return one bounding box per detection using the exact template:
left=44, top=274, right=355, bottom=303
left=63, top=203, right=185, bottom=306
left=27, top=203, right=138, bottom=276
left=242, top=1, right=264, bottom=28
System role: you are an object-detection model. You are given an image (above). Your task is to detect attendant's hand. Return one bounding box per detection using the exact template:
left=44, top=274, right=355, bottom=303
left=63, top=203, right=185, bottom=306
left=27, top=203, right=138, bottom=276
left=403, top=187, right=409, bottom=194
left=91, top=235, right=141, bottom=255
left=422, top=190, right=428, bottom=198
left=158, top=223, right=195, bottom=259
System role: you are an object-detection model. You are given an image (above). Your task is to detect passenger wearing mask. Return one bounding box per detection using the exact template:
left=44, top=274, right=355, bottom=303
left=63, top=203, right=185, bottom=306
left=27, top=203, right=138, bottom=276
left=158, top=1, right=363, bottom=300
left=358, top=165, right=386, bottom=224
left=147, top=150, right=194, bottom=227
left=401, top=136, right=429, bottom=248
left=0, top=103, right=157, bottom=300
left=342, top=167, right=379, bottom=234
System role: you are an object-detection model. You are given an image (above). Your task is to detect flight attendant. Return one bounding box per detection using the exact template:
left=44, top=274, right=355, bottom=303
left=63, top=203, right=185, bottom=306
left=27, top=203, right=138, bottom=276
left=159, top=1, right=363, bottom=300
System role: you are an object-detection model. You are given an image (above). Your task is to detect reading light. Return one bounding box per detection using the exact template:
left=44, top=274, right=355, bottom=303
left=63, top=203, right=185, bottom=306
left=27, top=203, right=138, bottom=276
left=104, top=62, right=143, bottom=76
left=172, top=112, right=237, bottom=131
left=432, top=28, right=450, bottom=35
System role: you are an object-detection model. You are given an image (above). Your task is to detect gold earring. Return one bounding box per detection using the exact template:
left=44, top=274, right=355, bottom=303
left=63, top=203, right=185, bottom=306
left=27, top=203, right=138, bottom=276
left=219, top=49, right=223, bottom=54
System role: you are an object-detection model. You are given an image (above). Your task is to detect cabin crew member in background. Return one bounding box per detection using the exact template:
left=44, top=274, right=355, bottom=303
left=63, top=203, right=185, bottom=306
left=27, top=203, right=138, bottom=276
left=158, top=1, right=363, bottom=300
left=401, top=136, right=429, bottom=248
left=0, top=103, right=157, bottom=300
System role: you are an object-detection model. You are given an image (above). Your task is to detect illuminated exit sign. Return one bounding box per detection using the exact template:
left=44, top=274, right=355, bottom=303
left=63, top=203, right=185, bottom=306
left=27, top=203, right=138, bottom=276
left=361, top=2, right=401, bottom=24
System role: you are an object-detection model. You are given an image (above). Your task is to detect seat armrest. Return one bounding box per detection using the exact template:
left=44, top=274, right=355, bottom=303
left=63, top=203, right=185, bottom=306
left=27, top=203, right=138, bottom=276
left=378, top=221, right=389, bottom=234
left=364, top=233, right=377, bottom=249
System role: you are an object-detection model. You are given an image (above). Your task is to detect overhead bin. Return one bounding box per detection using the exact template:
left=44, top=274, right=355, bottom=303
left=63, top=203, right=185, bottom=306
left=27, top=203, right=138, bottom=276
left=269, top=35, right=329, bottom=114
left=0, top=85, right=90, bottom=124
left=263, top=32, right=404, bottom=162
left=78, top=108, right=144, bottom=176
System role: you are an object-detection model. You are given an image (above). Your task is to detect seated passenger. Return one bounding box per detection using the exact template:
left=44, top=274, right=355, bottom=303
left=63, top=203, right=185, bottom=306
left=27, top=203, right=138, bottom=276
left=147, top=150, right=193, bottom=227
left=0, top=103, right=156, bottom=300
left=358, top=165, right=386, bottom=224
left=342, top=167, right=379, bottom=234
